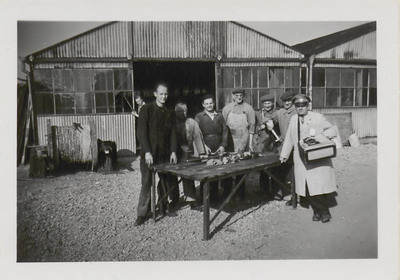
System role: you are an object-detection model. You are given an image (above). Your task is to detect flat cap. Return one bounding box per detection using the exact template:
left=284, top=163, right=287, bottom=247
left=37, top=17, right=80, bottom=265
left=280, top=90, right=295, bottom=101
left=260, top=94, right=274, bottom=103
left=292, top=94, right=311, bottom=104
left=232, top=88, right=245, bottom=95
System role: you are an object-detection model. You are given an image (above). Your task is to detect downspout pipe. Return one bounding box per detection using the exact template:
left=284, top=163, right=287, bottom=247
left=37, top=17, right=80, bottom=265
left=308, top=54, right=315, bottom=110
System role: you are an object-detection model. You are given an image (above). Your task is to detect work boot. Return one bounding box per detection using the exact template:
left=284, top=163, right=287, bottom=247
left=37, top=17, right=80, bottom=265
left=134, top=216, right=145, bottom=226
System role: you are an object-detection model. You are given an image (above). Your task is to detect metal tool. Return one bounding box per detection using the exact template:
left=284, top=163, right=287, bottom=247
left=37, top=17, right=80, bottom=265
left=271, top=128, right=283, bottom=142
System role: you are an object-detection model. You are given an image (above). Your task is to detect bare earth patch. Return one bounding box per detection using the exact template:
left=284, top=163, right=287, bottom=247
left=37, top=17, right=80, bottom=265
left=17, top=144, right=377, bottom=262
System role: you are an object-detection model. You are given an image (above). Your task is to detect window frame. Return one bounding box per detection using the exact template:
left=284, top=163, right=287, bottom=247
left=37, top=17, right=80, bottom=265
left=217, top=66, right=307, bottom=110
left=33, top=68, right=134, bottom=116
left=312, top=67, right=377, bottom=108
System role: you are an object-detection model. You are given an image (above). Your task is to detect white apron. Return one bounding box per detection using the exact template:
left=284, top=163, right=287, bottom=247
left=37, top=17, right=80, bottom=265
left=226, top=111, right=249, bottom=152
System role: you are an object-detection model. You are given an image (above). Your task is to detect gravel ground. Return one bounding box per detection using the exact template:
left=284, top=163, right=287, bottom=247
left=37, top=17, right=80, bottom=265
left=17, top=144, right=378, bottom=262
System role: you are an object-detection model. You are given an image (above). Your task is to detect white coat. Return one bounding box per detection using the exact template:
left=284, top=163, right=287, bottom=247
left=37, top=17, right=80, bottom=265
left=280, top=111, right=337, bottom=196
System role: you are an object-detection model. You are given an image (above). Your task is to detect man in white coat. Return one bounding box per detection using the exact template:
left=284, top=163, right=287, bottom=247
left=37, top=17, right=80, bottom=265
left=279, top=94, right=338, bottom=223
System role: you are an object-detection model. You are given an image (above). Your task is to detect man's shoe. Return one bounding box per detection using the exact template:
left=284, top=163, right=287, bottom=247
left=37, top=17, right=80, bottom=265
left=312, top=213, right=321, bottom=222
left=321, top=214, right=331, bottom=223
left=134, top=216, right=145, bottom=226
left=190, top=203, right=204, bottom=212
left=166, top=209, right=178, bottom=217
left=274, top=194, right=283, bottom=201
left=285, top=198, right=293, bottom=206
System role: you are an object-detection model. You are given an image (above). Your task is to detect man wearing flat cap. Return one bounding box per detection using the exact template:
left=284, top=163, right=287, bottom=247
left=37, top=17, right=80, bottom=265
left=222, top=88, right=256, bottom=201
left=253, top=92, right=279, bottom=198
left=266, top=90, right=297, bottom=203
left=280, top=94, right=338, bottom=223
left=253, top=93, right=277, bottom=154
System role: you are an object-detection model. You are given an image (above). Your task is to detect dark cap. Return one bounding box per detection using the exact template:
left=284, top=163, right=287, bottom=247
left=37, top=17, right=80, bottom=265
left=292, top=94, right=311, bottom=105
left=260, top=94, right=274, bottom=103
left=232, top=88, right=245, bottom=95
left=280, top=90, right=295, bottom=101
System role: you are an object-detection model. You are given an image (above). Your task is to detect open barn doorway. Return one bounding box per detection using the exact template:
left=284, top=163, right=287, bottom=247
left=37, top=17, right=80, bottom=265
left=133, top=61, right=215, bottom=118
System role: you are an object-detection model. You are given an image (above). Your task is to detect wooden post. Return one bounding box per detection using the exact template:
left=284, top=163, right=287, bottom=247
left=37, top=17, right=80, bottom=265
left=89, top=118, right=98, bottom=171
left=46, top=119, right=52, bottom=158
left=51, top=126, right=60, bottom=172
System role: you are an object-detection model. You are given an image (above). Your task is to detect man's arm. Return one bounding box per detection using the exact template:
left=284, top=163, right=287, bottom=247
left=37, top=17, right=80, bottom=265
left=137, top=104, right=151, bottom=154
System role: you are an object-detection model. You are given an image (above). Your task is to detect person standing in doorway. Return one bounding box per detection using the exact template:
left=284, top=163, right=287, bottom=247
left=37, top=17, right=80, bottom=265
left=132, top=93, right=146, bottom=118
left=134, top=83, right=179, bottom=226
left=222, top=88, right=256, bottom=201
left=279, top=94, right=338, bottom=223
left=133, top=92, right=146, bottom=154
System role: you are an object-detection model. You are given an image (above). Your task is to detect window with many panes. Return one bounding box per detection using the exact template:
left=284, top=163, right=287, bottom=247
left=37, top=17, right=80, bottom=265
left=312, top=68, right=377, bottom=108
left=33, top=69, right=134, bottom=115
left=217, top=66, right=307, bottom=110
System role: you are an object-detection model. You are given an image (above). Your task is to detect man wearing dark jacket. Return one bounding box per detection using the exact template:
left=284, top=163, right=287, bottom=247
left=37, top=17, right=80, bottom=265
left=134, top=83, right=178, bottom=226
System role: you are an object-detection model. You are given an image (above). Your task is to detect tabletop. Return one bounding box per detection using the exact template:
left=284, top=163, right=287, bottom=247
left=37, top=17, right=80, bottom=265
left=151, top=154, right=281, bottom=182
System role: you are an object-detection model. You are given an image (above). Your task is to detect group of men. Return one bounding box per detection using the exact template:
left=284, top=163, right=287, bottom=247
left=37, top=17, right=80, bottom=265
left=133, top=82, right=338, bottom=226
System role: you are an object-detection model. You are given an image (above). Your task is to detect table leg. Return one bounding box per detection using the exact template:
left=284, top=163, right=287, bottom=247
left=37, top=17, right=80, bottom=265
left=203, top=181, right=210, bottom=241
left=152, top=171, right=156, bottom=222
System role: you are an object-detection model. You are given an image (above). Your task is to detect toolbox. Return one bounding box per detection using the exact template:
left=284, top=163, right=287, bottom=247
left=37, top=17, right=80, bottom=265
left=298, top=138, right=336, bottom=163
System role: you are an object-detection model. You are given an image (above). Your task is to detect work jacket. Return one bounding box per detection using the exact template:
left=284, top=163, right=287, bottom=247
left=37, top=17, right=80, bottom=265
left=280, top=111, right=337, bottom=196
left=137, top=102, right=177, bottom=158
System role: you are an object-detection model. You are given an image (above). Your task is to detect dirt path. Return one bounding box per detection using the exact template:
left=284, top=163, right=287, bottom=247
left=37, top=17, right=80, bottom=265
left=16, top=144, right=377, bottom=263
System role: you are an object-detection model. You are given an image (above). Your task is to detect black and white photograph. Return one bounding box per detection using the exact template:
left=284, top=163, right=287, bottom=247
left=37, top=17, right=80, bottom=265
left=1, top=0, right=398, bottom=279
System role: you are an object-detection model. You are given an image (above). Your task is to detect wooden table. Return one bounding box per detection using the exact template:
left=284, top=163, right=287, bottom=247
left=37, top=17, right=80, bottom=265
left=150, top=154, right=287, bottom=240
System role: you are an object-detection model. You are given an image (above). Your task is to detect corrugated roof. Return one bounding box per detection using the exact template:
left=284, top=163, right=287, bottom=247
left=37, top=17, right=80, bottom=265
left=292, top=22, right=376, bottom=56
left=26, top=21, right=303, bottom=62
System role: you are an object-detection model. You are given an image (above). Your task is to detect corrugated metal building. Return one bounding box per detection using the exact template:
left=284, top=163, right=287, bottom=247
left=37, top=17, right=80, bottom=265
left=293, top=22, right=377, bottom=138
left=23, top=21, right=306, bottom=156
left=23, top=21, right=376, bottom=158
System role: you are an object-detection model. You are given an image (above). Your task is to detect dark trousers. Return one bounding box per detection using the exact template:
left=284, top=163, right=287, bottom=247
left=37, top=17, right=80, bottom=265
left=182, top=178, right=197, bottom=201
left=301, top=185, right=338, bottom=215
left=136, top=155, right=179, bottom=218
left=223, top=175, right=246, bottom=198
left=199, top=181, right=220, bottom=202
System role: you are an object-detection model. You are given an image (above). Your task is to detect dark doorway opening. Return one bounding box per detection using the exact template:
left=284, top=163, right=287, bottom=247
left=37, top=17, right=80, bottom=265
left=133, top=61, right=215, bottom=118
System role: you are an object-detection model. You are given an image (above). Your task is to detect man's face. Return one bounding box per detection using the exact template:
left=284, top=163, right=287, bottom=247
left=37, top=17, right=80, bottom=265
left=233, top=93, right=244, bottom=104
left=202, top=98, right=215, bottom=112
left=295, top=103, right=309, bottom=116
left=175, top=107, right=187, bottom=121
left=135, top=97, right=143, bottom=106
left=283, top=100, right=293, bottom=110
left=262, top=101, right=273, bottom=111
left=154, top=85, right=168, bottom=105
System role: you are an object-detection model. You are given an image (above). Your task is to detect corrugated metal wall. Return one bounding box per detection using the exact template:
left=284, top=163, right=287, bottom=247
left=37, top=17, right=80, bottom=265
left=33, top=62, right=131, bottom=69
left=37, top=114, right=136, bottom=155
left=34, top=22, right=131, bottom=59
left=31, top=21, right=304, bottom=62
left=132, top=21, right=218, bottom=58
left=316, top=32, right=376, bottom=60
left=313, top=107, right=377, bottom=138
left=220, top=62, right=306, bottom=67
left=314, top=63, right=375, bottom=68
left=226, top=22, right=302, bottom=59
